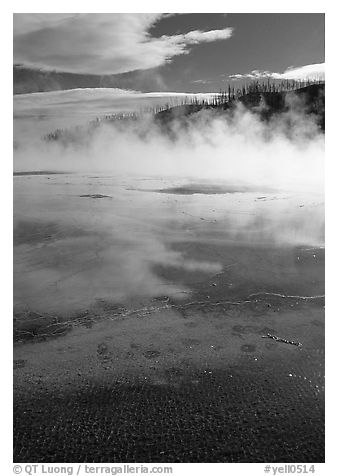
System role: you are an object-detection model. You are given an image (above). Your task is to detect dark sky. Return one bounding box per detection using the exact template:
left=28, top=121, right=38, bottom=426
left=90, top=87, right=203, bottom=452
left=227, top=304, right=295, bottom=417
left=13, top=13, right=325, bottom=92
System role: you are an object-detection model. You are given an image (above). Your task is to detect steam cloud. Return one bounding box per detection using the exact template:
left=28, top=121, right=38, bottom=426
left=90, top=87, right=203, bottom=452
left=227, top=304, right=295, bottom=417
left=14, top=93, right=324, bottom=193
left=13, top=93, right=324, bottom=314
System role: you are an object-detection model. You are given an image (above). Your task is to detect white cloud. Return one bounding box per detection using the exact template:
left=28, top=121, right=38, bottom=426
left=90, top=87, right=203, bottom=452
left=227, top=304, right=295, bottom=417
left=177, top=29, right=233, bottom=44
left=229, top=63, right=325, bottom=81
left=13, top=13, right=233, bottom=75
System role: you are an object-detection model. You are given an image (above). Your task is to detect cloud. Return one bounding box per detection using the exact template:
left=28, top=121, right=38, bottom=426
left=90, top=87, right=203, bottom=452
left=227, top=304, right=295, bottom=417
left=13, top=13, right=79, bottom=35
left=13, top=13, right=233, bottom=75
left=229, top=63, right=325, bottom=81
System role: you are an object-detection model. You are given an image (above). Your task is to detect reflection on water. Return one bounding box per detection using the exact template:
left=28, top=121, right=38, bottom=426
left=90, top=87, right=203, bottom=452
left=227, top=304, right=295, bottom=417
left=13, top=174, right=324, bottom=314
left=13, top=173, right=325, bottom=463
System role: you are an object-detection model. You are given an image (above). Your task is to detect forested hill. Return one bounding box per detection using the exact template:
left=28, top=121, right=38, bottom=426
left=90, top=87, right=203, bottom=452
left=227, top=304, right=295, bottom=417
left=153, top=83, right=325, bottom=131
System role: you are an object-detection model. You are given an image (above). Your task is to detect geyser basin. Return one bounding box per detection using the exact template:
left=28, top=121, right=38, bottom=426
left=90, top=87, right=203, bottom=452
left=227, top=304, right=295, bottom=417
left=13, top=174, right=324, bottom=462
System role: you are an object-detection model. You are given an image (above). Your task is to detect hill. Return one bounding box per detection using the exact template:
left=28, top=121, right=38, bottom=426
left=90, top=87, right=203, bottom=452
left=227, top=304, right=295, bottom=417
left=154, top=83, right=325, bottom=131
left=43, top=82, right=325, bottom=145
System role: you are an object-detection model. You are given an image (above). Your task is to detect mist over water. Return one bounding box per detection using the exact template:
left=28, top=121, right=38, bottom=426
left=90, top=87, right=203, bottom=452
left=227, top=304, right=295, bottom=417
left=13, top=89, right=324, bottom=315
left=14, top=89, right=324, bottom=193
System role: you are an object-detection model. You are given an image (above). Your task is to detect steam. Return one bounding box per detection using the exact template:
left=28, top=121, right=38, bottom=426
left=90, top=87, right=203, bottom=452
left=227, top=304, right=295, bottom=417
left=13, top=91, right=324, bottom=314
left=14, top=93, right=324, bottom=193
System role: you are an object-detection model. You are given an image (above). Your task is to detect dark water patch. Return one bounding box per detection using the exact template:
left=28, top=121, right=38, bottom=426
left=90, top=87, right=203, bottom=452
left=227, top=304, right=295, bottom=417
left=130, top=343, right=140, bottom=350
left=79, top=194, right=112, bottom=199
left=157, top=241, right=324, bottom=304
left=14, top=171, right=67, bottom=176
left=13, top=220, right=88, bottom=246
left=296, top=247, right=325, bottom=266
left=135, top=183, right=273, bottom=195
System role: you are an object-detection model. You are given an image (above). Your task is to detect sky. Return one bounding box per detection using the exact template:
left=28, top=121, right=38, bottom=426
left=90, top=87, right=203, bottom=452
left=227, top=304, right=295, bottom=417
left=13, top=13, right=325, bottom=92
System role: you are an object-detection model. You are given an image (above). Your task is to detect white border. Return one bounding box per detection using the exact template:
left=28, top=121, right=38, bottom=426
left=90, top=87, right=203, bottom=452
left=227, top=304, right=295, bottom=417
left=3, top=3, right=336, bottom=474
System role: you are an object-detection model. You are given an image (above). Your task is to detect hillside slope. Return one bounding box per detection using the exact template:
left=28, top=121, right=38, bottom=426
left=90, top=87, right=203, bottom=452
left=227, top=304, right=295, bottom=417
left=154, top=84, right=325, bottom=131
